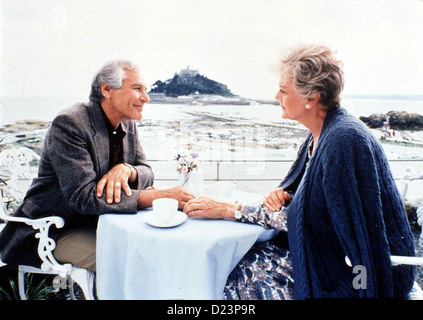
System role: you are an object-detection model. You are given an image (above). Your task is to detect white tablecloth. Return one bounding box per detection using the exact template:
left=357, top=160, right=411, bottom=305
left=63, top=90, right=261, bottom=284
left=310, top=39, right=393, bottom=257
left=96, top=191, right=279, bottom=300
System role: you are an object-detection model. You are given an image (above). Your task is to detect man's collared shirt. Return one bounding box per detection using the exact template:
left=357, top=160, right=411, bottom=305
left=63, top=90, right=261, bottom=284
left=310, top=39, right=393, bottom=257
left=98, top=104, right=126, bottom=169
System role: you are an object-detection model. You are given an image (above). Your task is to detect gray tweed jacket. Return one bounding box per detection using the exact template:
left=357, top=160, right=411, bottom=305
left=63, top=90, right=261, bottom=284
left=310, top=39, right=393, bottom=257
left=0, top=101, right=154, bottom=267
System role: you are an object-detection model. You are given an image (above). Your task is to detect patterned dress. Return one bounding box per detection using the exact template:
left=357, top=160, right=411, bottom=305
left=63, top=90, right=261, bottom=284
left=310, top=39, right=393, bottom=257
left=223, top=140, right=314, bottom=300
left=223, top=203, right=294, bottom=300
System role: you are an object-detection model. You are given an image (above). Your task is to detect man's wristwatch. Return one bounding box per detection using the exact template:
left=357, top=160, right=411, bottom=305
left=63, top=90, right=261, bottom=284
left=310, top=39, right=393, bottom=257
left=234, top=210, right=242, bottom=221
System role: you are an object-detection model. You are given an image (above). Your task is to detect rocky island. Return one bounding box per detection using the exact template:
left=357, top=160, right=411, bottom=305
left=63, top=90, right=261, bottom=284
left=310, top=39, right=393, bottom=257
left=150, top=66, right=234, bottom=97
left=360, top=111, right=423, bottom=130
left=147, top=67, right=251, bottom=105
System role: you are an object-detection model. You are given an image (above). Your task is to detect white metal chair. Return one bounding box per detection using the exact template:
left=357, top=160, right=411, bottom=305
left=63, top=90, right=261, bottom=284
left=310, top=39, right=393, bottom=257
left=344, top=167, right=423, bottom=299
left=399, top=167, right=423, bottom=205
left=390, top=168, right=423, bottom=299
left=400, top=169, right=423, bottom=299
left=0, top=147, right=40, bottom=204
left=0, top=197, right=95, bottom=300
left=396, top=167, right=423, bottom=266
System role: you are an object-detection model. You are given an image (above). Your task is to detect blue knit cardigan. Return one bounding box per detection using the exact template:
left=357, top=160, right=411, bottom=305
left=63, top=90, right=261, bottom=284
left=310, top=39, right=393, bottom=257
left=279, top=108, right=416, bottom=299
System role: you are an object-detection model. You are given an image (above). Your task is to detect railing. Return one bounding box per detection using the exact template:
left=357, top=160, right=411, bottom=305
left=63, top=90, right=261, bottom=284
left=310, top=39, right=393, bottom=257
left=149, top=158, right=423, bottom=182
left=0, top=159, right=421, bottom=211
left=150, top=159, right=293, bottom=182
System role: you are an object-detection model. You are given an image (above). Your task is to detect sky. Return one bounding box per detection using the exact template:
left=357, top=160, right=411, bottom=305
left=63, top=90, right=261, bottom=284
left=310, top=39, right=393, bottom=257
left=1, top=0, right=423, bottom=100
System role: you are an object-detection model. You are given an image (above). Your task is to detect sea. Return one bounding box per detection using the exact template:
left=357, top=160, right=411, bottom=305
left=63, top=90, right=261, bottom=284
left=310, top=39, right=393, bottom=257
left=1, top=95, right=422, bottom=197
left=1, top=95, right=423, bottom=125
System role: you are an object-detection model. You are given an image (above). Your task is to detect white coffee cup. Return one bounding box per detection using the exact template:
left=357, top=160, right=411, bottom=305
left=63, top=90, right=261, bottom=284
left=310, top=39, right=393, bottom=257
left=152, top=198, right=178, bottom=222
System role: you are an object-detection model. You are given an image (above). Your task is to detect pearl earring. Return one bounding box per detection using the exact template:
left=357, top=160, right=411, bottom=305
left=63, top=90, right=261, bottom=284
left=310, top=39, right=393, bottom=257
left=305, top=104, right=311, bottom=109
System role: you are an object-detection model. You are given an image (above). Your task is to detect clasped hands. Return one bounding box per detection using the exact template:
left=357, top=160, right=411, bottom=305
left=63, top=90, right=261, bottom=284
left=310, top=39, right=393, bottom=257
left=96, top=164, right=291, bottom=216
left=183, top=188, right=291, bottom=219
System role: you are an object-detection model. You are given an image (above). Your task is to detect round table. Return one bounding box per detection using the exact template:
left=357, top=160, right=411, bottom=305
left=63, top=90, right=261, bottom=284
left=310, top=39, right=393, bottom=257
left=96, top=191, right=279, bottom=300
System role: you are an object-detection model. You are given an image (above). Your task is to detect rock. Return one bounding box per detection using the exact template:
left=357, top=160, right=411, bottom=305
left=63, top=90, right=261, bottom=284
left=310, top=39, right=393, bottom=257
left=387, top=111, right=423, bottom=130
left=1, top=120, right=50, bottom=133
left=0, top=120, right=49, bottom=155
left=359, top=113, right=386, bottom=128
left=360, top=111, right=423, bottom=130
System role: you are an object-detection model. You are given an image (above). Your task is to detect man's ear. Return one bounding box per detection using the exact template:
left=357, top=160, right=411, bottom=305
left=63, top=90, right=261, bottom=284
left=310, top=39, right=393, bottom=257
left=100, top=82, right=112, bottom=99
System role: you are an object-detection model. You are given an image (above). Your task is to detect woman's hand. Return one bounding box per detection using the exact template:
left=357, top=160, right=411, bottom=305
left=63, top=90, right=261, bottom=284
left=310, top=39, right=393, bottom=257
left=263, top=188, right=291, bottom=212
left=96, top=163, right=133, bottom=204
left=183, top=196, right=239, bottom=220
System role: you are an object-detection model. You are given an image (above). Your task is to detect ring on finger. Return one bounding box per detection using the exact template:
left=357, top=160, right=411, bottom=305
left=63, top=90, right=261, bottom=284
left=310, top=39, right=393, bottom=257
left=115, top=182, right=121, bottom=187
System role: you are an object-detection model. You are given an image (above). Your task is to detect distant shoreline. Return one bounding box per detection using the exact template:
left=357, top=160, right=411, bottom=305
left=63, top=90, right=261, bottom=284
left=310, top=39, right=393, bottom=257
left=343, top=94, right=423, bottom=101
left=146, top=94, right=423, bottom=105
left=147, top=95, right=279, bottom=106
left=2, top=94, right=422, bottom=100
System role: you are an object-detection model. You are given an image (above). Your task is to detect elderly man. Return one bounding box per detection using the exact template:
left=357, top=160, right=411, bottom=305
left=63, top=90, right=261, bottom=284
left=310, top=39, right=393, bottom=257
left=0, top=60, right=194, bottom=272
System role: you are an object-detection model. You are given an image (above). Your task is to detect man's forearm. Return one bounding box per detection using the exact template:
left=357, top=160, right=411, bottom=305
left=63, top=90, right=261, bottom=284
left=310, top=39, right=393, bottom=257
left=137, top=189, right=169, bottom=209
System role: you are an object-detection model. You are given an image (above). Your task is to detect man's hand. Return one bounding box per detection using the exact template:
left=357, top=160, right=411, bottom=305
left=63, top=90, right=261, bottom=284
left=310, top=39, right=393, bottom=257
left=96, top=163, right=133, bottom=203
left=163, top=186, right=196, bottom=209
left=262, top=188, right=291, bottom=212
left=138, top=186, right=195, bottom=210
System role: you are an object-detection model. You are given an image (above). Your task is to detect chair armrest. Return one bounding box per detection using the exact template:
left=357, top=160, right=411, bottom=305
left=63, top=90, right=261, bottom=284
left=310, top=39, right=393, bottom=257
left=5, top=215, right=65, bottom=229
left=391, top=256, right=423, bottom=266
left=1, top=197, right=71, bottom=276
left=1, top=210, right=69, bottom=276
left=346, top=255, right=423, bottom=267
left=0, top=197, right=64, bottom=230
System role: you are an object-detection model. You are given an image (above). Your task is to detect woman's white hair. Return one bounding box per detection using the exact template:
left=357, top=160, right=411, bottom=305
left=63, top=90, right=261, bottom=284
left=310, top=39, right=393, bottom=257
left=281, top=44, right=344, bottom=110
left=89, top=60, right=139, bottom=103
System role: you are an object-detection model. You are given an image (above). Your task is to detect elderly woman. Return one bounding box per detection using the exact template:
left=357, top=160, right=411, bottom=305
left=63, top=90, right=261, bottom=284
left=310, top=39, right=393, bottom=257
left=184, top=44, right=416, bottom=299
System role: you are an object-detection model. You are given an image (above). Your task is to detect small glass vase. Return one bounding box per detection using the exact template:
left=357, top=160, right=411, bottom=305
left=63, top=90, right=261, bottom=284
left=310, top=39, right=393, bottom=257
left=178, top=168, right=204, bottom=197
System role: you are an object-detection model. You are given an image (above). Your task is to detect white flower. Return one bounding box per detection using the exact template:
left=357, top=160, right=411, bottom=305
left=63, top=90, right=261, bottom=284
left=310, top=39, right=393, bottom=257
left=174, top=152, right=199, bottom=174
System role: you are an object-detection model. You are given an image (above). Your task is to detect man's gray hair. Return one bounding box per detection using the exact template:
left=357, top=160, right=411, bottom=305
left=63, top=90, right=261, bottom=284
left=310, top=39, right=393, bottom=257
left=89, top=60, right=139, bottom=103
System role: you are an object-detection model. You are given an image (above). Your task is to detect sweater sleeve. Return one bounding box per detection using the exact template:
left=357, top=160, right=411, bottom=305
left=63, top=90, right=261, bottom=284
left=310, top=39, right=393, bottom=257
left=320, top=131, right=393, bottom=297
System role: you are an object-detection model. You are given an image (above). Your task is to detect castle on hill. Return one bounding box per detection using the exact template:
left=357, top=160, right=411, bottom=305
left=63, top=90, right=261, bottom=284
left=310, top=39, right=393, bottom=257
left=177, top=66, right=199, bottom=77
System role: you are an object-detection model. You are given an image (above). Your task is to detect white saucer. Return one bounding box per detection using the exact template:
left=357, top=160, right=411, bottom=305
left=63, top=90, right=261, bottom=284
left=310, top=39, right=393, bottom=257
left=144, top=211, right=187, bottom=228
